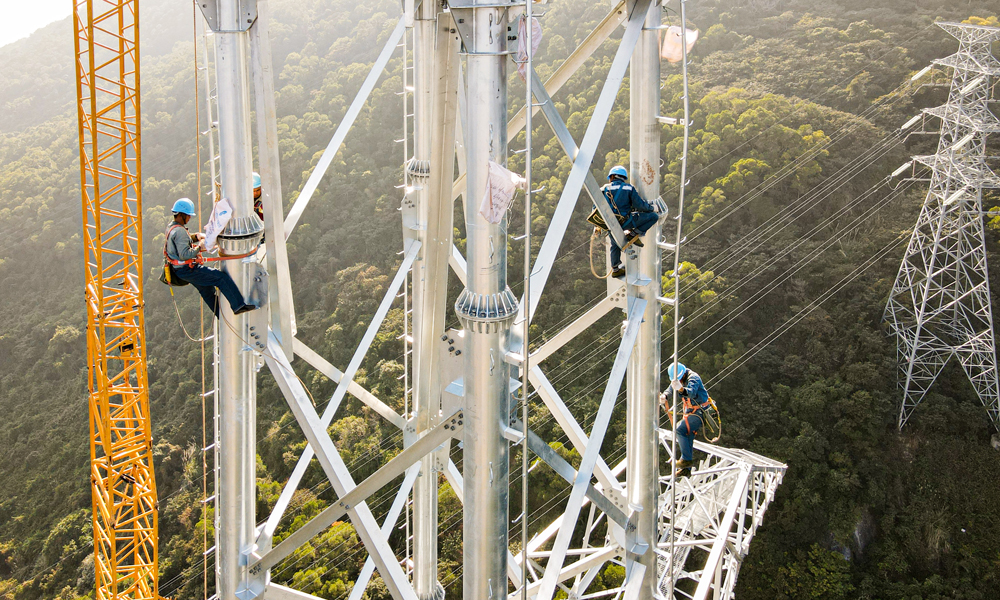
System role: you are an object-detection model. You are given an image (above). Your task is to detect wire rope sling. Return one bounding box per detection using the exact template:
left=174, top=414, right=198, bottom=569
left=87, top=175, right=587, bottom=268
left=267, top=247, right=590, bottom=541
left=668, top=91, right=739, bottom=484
left=587, top=186, right=629, bottom=279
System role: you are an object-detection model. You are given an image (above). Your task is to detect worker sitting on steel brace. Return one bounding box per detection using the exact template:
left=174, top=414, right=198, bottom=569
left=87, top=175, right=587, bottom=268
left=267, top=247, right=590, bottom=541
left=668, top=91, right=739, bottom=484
left=252, top=171, right=264, bottom=222
left=661, top=362, right=711, bottom=478
left=601, top=165, right=658, bottom=278
left=165, top=198, right=258, bottom=317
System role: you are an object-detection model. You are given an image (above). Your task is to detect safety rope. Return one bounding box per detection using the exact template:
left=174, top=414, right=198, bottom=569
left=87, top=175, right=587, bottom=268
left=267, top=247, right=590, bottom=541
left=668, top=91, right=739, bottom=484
left=166, top=245, right=262, bottom=267
left=588, top=228, right=613, bottom=279
left=667, top=2, right=692, bottom=594
left=520, top=7, right=535, bottom=600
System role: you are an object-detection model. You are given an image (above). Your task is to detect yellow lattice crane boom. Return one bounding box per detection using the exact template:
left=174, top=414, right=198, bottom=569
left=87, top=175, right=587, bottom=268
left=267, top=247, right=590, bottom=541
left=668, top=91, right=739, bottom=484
left=73, top=1, right=159, bottom=599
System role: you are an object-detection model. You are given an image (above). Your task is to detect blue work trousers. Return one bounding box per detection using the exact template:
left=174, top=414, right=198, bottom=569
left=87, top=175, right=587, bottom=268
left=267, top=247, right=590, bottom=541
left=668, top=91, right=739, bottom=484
left=174, top=264, right=248, bottom=317
left=610, top=211, right=658, bottom=267
left=676, top=412, right=703, bottom=461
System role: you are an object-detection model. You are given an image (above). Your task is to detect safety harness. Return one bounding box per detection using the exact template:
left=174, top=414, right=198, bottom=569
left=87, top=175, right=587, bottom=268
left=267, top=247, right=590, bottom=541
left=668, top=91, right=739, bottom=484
left=669, top=384, right=723, bottom=444
left=160, top=223, right=259, bottom=287
left=587, top=184, right=630, bottom=231
left=164, top=223, right=259, bottom=266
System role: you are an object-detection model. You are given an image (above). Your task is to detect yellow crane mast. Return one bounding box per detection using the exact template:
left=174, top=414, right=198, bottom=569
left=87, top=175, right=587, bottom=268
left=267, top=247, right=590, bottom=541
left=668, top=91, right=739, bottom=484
left=73, top=1, right=159, bottom=599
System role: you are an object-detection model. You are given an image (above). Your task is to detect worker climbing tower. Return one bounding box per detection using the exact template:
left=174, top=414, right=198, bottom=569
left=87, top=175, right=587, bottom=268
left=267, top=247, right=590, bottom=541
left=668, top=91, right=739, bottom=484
left=886, top=22, right=1000, bottom=429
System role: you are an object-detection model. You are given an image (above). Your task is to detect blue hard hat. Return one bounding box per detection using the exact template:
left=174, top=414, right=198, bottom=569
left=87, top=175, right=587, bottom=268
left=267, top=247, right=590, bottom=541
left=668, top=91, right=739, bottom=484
left=171, top=198, right=196, bottom=216
left=667, top=362, right=687, bottom=381
left=608, top=165, right=628, bottom=180
left=252, top=172, right=261, bottom=189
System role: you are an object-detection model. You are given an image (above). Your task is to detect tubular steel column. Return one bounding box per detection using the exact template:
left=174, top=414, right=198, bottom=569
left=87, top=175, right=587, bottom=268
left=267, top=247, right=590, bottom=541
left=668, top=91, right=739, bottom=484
left=407, top=2, right=458, bottom=598
left=451, top=3, right=516, bottom=600
left=626, top=2, right=661, bottom=598
left=204, top=1, right=265, bottom=598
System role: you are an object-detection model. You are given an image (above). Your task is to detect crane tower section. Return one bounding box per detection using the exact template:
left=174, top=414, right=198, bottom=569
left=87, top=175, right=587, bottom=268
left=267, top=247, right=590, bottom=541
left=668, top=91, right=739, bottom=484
left=886, top=22, right=1000, bottom=429
left=73, top=1, right=159, bottom=598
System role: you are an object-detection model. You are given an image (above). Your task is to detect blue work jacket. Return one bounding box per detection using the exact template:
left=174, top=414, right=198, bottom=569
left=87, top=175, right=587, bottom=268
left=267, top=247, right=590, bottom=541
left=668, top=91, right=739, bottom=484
left=679, top=371, right=710, bottom=410
left=600, top=180, right=655, bottom=221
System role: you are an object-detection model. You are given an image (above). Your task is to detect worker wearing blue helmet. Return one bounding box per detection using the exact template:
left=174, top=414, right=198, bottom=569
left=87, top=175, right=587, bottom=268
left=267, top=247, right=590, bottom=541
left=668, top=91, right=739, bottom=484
left=252, top=172, right=264, bottom=221
left=164, top=198, right=257, bottom=317
left=600, top=166, right=659, bottom=277
left=661, top=362, right=711, bottom=477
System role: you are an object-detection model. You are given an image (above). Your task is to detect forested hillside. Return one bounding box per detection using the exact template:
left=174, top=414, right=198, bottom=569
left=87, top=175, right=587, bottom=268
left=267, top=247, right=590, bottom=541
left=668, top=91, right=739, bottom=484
left=0, top=1, right=998, bottom=599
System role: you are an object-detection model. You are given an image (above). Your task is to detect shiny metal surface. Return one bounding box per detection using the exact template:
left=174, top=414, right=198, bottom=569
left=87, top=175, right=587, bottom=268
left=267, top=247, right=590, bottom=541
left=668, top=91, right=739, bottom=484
left=210, top=2, right=258, bottom=598
left=451, top=3, right=513, bottom=599
left=626, top=3, right=662, bottom=599
left=409, top=3, right=449, bottom=598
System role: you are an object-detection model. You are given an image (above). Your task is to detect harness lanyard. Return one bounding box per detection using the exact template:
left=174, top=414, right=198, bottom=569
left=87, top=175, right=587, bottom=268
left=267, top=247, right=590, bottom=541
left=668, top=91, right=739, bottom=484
left=604, top=187, right=626, bottom=220
left=164, top=223, right=258, bottom=266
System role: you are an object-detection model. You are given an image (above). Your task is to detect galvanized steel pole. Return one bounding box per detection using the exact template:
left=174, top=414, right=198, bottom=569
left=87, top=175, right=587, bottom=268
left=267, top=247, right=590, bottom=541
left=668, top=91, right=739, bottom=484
left=409, top=2, right=444, bottom=598
left=209, top=2, right=264, bottom=599
left=626, top=2, right=661, bottom=599
left=452, top=3, right=515, bottom=599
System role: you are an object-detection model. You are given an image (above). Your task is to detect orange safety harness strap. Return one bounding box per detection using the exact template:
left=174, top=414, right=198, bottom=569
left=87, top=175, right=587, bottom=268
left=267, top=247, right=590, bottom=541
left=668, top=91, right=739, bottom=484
left=164, top=223, right=259, bottom=267
left=677, top=395, right=711, bottom=433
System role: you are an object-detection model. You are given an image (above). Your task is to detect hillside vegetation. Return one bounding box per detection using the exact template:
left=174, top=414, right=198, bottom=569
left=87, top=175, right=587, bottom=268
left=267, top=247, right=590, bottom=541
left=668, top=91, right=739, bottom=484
left=0, top=1, right=999, bottom=599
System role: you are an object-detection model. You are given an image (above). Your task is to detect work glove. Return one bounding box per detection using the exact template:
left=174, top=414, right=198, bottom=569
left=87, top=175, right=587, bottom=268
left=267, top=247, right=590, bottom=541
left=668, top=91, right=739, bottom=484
left=671, top=379, right=683, bottom=392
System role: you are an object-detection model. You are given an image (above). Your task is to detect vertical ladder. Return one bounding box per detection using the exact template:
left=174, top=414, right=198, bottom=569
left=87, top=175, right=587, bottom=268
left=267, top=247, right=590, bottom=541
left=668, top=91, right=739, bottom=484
left=395, top=24, right=415, bottom=582
left=197, top=13, right=222, bottom=591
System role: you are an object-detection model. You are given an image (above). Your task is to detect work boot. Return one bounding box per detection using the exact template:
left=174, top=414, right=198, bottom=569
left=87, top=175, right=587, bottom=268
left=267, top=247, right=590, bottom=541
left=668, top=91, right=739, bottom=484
left=611, top=266, right=626, bottom=278
left=675, top=458, right=694, bottom=470
left=621, top=231, right=644, bottom=251
left=675, top=466, right=692, bottom=478
left=234, top=304, right=258, bottom=315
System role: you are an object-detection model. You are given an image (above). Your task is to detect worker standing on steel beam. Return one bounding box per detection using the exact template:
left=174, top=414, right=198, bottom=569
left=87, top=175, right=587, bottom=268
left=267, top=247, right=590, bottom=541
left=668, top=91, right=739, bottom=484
left=164, top=198, right=258, bottom=317
left=661, top=362, right=712, bottom=477
left=601, top=165, right=658, bottom=277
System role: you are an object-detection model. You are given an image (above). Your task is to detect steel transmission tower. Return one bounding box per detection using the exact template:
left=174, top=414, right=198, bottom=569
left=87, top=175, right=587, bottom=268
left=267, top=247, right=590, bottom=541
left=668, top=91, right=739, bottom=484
left=886, top=22, right=1000, bottom=429
left=187, top=2, right=786, bottom=600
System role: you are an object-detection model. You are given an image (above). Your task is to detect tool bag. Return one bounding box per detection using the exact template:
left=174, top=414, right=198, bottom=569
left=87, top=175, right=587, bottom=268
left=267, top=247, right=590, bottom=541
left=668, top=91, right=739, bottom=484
left=159, top=224, right=190, bottom=287
left=588, top=187, right=628, bottom=231
left=699, top=397, right=722, bottom=443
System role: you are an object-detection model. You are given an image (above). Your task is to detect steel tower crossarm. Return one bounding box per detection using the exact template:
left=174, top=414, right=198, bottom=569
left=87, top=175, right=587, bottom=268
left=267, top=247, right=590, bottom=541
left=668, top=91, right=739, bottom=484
left=73, top=1, right=159, bottom=598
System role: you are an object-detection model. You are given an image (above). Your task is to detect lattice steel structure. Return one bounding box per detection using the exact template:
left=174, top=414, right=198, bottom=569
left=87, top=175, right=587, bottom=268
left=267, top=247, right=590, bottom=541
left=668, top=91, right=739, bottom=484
left=191, top=2, right=786, bottom=600
left=886, top=22, right=1000, bottom=429
left=655, top=434, right=785, bottom=599
left=73, top=1, right=159, bottom=598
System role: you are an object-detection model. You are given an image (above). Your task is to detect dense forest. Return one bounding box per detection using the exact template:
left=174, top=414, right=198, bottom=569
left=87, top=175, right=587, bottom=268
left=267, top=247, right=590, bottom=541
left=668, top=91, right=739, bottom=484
left=1, top=1, right=999, bottom=599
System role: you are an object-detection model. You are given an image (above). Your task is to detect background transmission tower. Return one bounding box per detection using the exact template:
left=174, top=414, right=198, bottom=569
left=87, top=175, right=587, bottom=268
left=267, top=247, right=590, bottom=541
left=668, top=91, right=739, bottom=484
left=886, top=22, right=1000, bottom=429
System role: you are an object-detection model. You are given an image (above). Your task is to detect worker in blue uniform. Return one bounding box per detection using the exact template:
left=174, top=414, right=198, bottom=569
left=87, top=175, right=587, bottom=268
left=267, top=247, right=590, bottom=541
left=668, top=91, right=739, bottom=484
left=600, top=165, right=659, bottom=278
left=252, top=172, right=264, bottom=221
left=661, top=362, right=712, bottom=477
left=164, top=198, right=257, bottom=317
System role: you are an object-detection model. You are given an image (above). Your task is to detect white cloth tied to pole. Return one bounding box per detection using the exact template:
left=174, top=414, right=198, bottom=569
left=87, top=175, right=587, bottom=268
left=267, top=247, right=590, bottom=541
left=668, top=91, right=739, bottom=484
left=661, top=26, right=699, bottom=63
left=203, top=197, right=233, bottom=252
left=479, top=161, right=525, bottom=224
left=516, top=16, right=542, bottom=82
